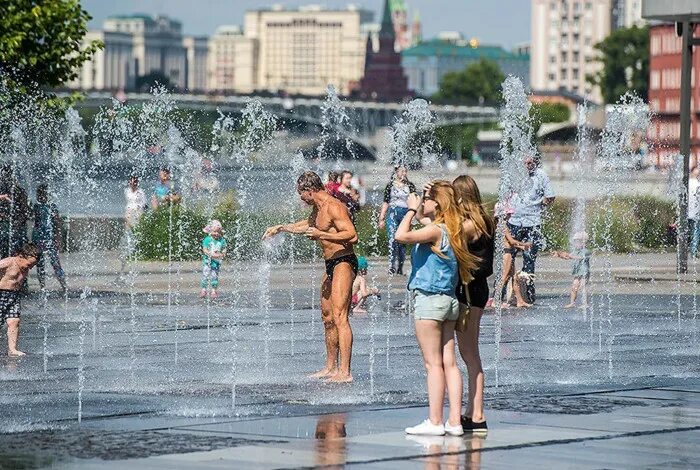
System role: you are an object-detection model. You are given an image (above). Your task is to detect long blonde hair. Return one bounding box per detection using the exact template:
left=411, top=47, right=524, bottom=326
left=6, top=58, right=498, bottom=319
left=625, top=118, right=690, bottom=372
left=452, top=175, right=495, bottom=239
left=429, top=181, right=479, bottom=283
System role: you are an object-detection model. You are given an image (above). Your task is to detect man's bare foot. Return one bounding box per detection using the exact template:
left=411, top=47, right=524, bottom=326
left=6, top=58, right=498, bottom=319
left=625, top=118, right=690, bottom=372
left=326, top=373, right=353, bottom=383
left=308, top=368, right=335, bottom=379
left=8, top=349, right=26, bottom=357
left=564, top=303, right=575, bottom=309
left=500, top=302, right=511, bottom=309
left=516, top=303, right=532, bottom=308
left=352, top=307, right=367, bottom=314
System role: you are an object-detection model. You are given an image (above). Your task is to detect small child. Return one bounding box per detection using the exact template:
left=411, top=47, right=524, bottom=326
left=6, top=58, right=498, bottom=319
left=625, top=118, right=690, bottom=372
left=0, top=243, right=39, bottom=356
left=488, top=202, right=532, bottom=309
left=32, top=184, right=67, bottom=293
left=351, top=256, right=381, bottom=314
left=554, top=231, right=592, bottom=309
left=200, top=220, right=227, bottom=300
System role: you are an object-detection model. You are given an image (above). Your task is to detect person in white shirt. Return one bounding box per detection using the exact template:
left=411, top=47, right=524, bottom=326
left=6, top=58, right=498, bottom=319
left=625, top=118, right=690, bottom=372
left=507, top=155, right=555, bottom=301
left=689, top=167, right=700, bottom=258
left=121, top=175, right=147, bottom=271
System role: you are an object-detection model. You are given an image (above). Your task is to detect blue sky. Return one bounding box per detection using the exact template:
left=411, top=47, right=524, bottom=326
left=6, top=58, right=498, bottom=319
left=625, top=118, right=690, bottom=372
left=83, top=0, right=531, bottom=49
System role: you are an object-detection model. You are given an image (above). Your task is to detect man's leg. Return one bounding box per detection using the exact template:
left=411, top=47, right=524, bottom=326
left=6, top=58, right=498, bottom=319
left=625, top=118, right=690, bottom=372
left=521, top=226, right=541, bottom=274
left=327, top=263, right=355, bottom=382
left=691, top=219, right=700, bottom=257
left=309, top=275, right=338, bottom=378
left=7, top=317, right=24, bottom=356
left=36, top=251, right=47, bottom=291
left=386, top=208, right=398, bottom=273
left=49, top=247, right=66, bottom=283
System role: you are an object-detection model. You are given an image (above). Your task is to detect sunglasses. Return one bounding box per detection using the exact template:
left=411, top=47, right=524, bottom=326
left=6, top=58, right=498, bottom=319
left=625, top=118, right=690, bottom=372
left=422, top=194, right=433, bottom=201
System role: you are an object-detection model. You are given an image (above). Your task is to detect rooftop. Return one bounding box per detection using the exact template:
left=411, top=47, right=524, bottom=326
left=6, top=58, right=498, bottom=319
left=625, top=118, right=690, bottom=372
left=402, top=39, right=529, bottom=61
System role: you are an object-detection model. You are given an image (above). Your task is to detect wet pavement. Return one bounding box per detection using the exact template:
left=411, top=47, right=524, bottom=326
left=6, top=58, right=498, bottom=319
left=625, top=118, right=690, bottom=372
left=1, top=255, right=699, bottom=468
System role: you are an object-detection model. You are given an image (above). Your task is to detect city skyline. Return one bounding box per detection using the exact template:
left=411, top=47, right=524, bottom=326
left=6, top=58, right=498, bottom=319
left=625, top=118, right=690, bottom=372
left=82, top=0, right=531, bottom=49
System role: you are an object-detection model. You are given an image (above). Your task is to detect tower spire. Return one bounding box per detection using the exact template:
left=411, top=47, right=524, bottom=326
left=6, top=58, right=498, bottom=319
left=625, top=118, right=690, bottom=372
left=380, top=0, right=394, bottom=37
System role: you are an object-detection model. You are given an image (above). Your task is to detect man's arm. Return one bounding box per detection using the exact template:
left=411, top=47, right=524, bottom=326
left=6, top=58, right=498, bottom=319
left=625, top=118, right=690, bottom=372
left=308, top=204, right=357, bottom=244
left=541, top=173, right=556, bottom=206
left=262, top=219, right=310, bottom=239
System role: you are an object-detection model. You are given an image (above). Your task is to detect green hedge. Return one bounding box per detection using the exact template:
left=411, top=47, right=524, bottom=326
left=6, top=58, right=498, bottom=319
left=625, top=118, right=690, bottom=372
left=133, top=193, right=676, bottom=261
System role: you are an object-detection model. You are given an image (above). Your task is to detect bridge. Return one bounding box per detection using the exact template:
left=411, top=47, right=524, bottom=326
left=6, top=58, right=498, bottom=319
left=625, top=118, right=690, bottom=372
left=68, top=91, right=500, bottom=140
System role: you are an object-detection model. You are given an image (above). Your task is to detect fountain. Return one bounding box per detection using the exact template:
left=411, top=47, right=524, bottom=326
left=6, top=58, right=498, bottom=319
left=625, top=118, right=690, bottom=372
left=0, top=74, right=697, bottom=446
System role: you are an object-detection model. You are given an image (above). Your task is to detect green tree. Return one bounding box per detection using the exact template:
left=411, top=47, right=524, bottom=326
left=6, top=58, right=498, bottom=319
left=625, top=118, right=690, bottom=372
left=432, top=59, right=505, bottom=104
left=0, top=0, right=102, bottom=91
left=586, top=25, right=649, bottom=104
left=529, top=102, right=571, bottom=139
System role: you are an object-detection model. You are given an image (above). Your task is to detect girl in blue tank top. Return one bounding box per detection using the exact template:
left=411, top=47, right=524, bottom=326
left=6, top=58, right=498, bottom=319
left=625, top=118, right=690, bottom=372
left=394, top=181, right=478, bottom=437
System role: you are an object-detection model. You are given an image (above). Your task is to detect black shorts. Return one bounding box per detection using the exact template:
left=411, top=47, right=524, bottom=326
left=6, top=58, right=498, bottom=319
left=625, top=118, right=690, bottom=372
left=325, top=254, right=358, bottom=280
left=456, top=277, right=489, bottom=309
left=0, top=289, right=21, bottom=325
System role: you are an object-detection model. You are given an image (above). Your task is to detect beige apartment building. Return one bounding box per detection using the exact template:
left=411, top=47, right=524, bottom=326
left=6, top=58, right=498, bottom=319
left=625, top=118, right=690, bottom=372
left=243, top=5, right=368, bottom=95
left=530, top=0, right=612, bottom=103
left=207, top=26, right=258, bottom=93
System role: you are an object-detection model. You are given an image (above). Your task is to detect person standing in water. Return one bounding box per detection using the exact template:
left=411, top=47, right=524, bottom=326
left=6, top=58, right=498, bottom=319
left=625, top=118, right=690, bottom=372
left=32, top=184, right=67, bottom=293
left=0, top=243, right=39, bottom=356
left=263, top=171, right=358, bottom=383
left=378, top=165, right=416, bottom=275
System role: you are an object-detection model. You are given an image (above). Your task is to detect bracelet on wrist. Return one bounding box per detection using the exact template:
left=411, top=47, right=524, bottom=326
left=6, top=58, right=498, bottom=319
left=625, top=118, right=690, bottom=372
left=406, top=208, right=417, bottom=214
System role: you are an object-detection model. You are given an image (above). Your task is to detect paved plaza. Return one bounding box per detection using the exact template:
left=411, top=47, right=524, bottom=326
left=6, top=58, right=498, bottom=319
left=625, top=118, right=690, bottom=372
left=1, top=252, right=699, bottom=469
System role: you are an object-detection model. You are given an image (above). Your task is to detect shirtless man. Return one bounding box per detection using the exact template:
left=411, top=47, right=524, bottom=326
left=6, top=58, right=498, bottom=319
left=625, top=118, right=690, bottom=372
left=263, top=171, right=358, bottom=382
left=0, top=243, right=39, bottom=356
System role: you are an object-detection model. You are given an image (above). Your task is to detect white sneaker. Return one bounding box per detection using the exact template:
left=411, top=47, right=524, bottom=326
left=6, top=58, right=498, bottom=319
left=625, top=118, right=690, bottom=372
left=444, top=420, right=464, bottom=436
left=405, top=419, right=445, bottom=436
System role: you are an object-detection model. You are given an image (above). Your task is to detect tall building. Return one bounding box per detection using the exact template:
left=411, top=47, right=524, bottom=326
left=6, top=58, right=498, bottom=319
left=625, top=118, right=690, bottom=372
left=68, top=14, right=208, bottom=92
left=612, top=0, right=645, bottom=29
left=104, top=15, right=188, bottom=89
left=402, top=37, right=530, bottom=97
left=207, top=26, right=258, bottom=93
left=648, top=24, right=700, bottom=169
left=243, top=5, right=368, bottom=95
left=356, top=0, right=411, bottom=101
left=530, top=0, right=612, bottom=103
left=183, top=36, right=208, bottom=92
left=69, top=30, right=135, bottom=90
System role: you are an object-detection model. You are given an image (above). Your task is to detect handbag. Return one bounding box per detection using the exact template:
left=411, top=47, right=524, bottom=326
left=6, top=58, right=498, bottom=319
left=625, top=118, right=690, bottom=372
left=455, top=282, right=471, bottom=333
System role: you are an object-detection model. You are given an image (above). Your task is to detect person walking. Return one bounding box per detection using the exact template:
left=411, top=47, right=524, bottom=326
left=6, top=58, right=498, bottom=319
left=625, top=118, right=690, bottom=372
left=121, top=175, right=147, bottom=272
left=396, top=181, right=478, bottom=436
left=507, top=155, right=555, bottom=302
left=378, top=165, right=416, bottom=275
left=32, top=184, right=67, bottom=293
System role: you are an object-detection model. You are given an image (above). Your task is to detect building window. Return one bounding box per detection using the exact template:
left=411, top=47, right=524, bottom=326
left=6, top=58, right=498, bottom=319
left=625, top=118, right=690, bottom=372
left=650, top=70, right=660, bottom=90
left=561, top=69, right=568, bottom=79
left=549, top=55, right=557, bottom=64
left=573, top=68, right=579, bottom=79
left=561, top=52, right=568, bottom=62
left=548, top=73, right=556, bottom=81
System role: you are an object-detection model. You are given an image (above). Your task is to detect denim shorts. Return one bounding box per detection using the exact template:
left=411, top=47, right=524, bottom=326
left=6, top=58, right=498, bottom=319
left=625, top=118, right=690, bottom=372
left=412, top=290, right=459, bottom=321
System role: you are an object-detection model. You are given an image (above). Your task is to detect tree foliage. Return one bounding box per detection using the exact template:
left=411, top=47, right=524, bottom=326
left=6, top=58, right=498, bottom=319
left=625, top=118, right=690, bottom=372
left=586, top=25, right=649, bottom=104
left=432, top=59, right=505, bottom=104
left=529, top=102, right=573, bottom=144
left=0, top=0, right=102, bottom=91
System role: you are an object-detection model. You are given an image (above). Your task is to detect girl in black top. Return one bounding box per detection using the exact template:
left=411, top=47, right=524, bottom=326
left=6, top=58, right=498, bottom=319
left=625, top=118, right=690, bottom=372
left=452, top=175, right=494, bottom=435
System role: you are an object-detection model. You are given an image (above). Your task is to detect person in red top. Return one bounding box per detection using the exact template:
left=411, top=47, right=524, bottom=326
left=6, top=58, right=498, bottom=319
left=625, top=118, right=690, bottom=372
left=325, top=171, right=340, bottom=196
